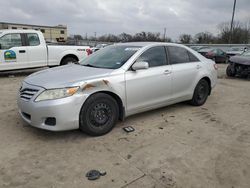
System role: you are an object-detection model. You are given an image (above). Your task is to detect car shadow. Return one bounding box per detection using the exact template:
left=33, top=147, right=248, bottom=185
left=21, top=102, right=192, bottom=141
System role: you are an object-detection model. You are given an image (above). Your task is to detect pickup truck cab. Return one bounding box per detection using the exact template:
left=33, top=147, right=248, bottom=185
left=0, top=30, right=91, bottom=71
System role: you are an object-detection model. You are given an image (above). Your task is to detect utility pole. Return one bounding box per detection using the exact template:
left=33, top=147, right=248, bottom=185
left=229, top=0, right=237, bottom=43
left=163, top=28, right=166, bottom=42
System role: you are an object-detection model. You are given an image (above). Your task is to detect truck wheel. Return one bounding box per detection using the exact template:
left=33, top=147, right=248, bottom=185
left=61, top=57, right=78, bottom=65
left=226, top=65, right=235, bottom=77
left=79, top=93, right=119, bottom=136
left=189, top=79, right=210, bottom=106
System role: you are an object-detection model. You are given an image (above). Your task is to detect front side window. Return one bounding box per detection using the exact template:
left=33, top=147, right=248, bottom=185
left=168, top=46, right=192, bottom=64
left=136, top=46, right=167, bottom=67
left=81, top=45, right=141, bottom=69
left=27, top=33, right=40, bottom=46
left=0, top=33, right=22, bottom=49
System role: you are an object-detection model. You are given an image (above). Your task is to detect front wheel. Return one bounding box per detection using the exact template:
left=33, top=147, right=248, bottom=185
left=79, top=93, right=119, bottom=136
left=190, top=79, right=210, bottom=106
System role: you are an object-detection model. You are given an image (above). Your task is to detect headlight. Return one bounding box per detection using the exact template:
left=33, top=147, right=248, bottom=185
left=35, top=87, right=79, bottom=102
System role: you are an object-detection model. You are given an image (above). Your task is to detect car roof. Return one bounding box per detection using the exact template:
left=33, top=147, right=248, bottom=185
left=0, top=29, right=41, bottom=34
left=115, top=42, right=187, bottom=48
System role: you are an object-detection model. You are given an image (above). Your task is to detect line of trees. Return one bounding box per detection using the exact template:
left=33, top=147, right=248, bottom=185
left=69, top=20, right=250, bottom=44
left=179, top=21, right=250, bottom=44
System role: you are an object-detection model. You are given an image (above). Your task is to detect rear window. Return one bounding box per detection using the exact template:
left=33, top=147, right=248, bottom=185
left=81, top=45, right=141, bottom=69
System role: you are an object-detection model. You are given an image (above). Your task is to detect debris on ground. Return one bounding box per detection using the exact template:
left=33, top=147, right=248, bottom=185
left=127, top=154, right=132, bottom=159
left=123, top=126, right=135, bottom=133
left=85, top=170, right=107, bottom=180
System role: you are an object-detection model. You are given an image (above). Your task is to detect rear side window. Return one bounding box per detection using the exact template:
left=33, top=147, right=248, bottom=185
left=27, top=33, right=40, bottom=46
left=188, top=51, right=199, bottom=62
left=136, top=46, right=167, bottom=67
left=0, top=33, right=22, bottom=49
left=168, top=46, right=199, bottom=64
left=168, top=46, right=190, bottom=64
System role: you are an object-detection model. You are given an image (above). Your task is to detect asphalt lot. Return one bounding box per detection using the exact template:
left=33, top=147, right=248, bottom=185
left=0, top=64, right=250, bottom=188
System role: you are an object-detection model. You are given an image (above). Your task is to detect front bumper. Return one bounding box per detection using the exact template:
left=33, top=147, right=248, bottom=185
left=17, top=83, right=88, bottom=131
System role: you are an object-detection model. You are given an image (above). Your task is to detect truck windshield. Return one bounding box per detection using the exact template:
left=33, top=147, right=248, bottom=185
left=80, top=45, right=141, bottom=69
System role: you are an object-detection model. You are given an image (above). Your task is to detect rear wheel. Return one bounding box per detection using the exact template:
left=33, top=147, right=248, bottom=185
left=79, top=93, right=119, bottom=136
left=61, top=57, right=78, bottom=65
left=226, top=64, right=235, bottom=77
left=190, top=79, right=210, bottom=106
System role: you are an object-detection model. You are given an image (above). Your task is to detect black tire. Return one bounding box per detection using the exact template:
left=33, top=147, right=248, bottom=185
left=190, top=79, right=210, bottom=106
left=79, top=93, right=119, bottom=136
left=226, top=64, right=235, bottom=77
left=61, top=57, right=78, bottom=66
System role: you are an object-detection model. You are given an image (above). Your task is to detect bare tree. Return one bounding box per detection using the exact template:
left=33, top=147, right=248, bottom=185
left=179, top=34, right=192, bottom=44
left=218, top=21, right=250, bottom=44
left=194, top=32, right=216, bottom=44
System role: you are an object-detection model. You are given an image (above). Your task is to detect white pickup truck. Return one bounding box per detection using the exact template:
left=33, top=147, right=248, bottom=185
left=0, top=30, right=91, bottom=71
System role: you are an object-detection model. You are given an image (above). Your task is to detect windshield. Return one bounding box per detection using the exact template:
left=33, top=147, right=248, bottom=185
left=80, top=45, right=141, bottom=69
left=241, top=51, right=250, bottom=56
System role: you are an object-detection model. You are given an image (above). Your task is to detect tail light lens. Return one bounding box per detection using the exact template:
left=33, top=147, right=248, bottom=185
left=214, top=63, right=218, bottom=70
left=86, top=48, right=92, bottom=56
left=206, top=52, right=213, bottom=57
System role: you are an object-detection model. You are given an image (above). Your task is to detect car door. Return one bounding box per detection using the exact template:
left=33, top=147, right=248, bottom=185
left=25, top=33, right=47, bottom=68
left=125, top=46, right=172, bottom=114
left=167, top=46, right=200, bottom=99
left=0, top=33, right=28, bottom=71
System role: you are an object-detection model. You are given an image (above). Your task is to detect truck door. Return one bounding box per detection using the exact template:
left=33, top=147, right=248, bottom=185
left=0, top=33, right=28, bottom=71
left=25, top=33, right=47, bottom=68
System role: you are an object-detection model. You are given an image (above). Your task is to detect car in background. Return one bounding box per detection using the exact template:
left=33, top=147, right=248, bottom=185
left=226, top=47, right=248, bottom=57
left=226, top=50, right=250, bottom=78
left=198, top=48, right=228, bottom=63
left=91, top=44, right=109, bottom=53
left=190, top=46, right=208, bottom=52
left=17, top=42, right=217, bottom=136
left=0, top=30, right=91, bottom=71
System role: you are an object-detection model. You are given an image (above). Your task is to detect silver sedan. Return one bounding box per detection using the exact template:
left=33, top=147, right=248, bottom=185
left=17, top=42, right=217, bottom=136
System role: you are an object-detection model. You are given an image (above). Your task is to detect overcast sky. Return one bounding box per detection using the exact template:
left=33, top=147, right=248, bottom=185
left=1, top=0, right=250, bottom=39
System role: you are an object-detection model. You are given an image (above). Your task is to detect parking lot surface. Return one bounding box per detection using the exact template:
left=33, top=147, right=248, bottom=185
left=0, top=64, right=250, bottom=188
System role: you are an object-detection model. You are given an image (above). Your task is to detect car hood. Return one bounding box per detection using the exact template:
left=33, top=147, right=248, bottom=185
left=24, top=64, right=114, bottom=89
left=230, top=56, right=250, bottom=65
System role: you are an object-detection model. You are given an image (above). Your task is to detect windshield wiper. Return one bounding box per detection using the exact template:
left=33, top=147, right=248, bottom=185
left=82, top=64, right=99, bottom=68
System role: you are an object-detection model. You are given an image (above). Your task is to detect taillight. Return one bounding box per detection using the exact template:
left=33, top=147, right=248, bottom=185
left=86, top=48, right=92, bottom=56
left=206, top=52, right=213, bottom=57
left=214, top=63, right=218, bottom=70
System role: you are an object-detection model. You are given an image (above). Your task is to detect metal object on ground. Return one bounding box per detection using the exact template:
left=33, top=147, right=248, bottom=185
left=123, top=126, right=135, bottom=133
left=86, top=170, right=107, bottom=180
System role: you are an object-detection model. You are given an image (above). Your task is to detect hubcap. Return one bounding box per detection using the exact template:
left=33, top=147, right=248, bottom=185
left=197, top=83, right=207, bottom=100
left=89, top=103, right=111, bottom=127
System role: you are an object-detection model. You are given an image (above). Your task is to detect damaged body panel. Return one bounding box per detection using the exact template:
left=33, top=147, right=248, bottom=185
left=227, top=52, right=250, bottom=78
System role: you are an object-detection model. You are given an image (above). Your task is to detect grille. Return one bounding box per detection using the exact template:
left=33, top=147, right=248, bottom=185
left=20, top=88, right=39, bottom=101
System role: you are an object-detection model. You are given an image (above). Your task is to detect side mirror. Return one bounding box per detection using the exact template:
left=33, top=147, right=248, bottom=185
left=132, top=61, right=149, bottom=71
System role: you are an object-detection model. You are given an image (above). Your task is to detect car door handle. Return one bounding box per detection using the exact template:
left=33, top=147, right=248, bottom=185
left=19, top=50, right=26, bottom=53
left=196, top=65, right=202, bottom=69
left=164, top=70, right=172, bottom=75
